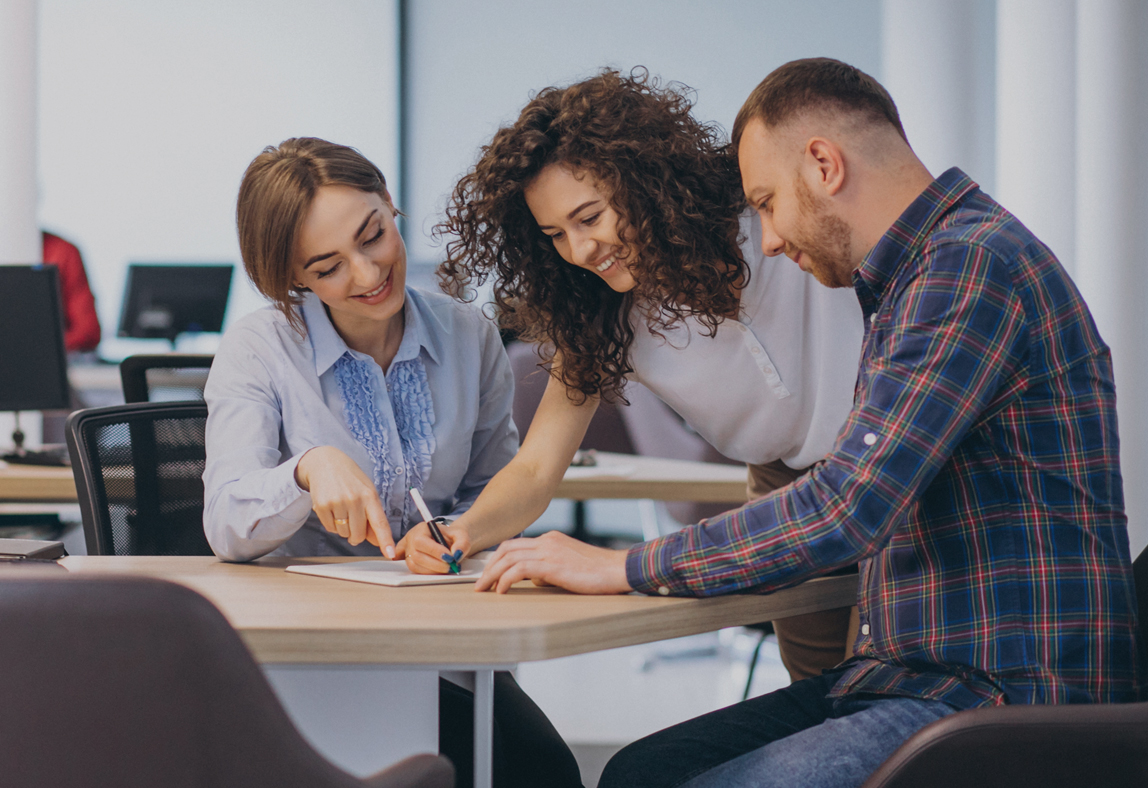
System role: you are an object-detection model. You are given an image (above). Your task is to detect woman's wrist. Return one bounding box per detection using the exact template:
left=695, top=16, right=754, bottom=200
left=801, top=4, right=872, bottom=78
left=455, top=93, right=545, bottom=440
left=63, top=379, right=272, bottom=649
left=294, top=446, right=326, bottom=491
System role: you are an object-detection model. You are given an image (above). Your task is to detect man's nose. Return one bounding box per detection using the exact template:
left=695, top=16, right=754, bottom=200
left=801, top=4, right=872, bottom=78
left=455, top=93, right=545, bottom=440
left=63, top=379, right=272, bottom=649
left=760, top=217, right=786, bottom=257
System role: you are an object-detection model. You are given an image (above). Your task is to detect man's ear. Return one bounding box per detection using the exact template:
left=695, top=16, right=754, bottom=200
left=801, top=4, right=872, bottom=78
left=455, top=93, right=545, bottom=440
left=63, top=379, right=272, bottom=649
left=805, top=137, right=847, bottom=197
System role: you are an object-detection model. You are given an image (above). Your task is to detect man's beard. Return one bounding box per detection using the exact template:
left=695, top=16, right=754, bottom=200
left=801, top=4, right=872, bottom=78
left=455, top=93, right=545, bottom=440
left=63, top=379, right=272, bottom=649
left=788, top=176, right=854, bottom=289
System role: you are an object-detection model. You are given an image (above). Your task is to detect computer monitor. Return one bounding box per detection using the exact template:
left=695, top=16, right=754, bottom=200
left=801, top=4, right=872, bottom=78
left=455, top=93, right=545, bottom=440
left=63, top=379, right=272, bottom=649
left=0, top=265, right=71, bottom=463
left=117, top=264, right=233, bottom=345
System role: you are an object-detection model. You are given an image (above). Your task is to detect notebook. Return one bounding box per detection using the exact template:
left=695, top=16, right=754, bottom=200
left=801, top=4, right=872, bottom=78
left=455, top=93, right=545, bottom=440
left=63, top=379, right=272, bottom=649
left=286, top=551, right=496, bottom=587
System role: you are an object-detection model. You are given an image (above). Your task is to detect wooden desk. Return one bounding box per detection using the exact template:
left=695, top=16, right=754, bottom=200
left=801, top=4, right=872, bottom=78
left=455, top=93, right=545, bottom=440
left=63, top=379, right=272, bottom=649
left=59, top=555, right=853, bottom=663
left=0, top=452, right=749, bottom=506
left=60, top=555, right=857, bottom=783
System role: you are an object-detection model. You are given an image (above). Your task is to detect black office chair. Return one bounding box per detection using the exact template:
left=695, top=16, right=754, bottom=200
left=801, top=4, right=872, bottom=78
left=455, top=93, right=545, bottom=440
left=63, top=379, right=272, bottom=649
left=120, top=353, right=214, bottom=403
left=860, top=543, right=1148, bottom=788
left=0, top=572, right=454, bottom=788
left=65, top=401, right=213, bottom=556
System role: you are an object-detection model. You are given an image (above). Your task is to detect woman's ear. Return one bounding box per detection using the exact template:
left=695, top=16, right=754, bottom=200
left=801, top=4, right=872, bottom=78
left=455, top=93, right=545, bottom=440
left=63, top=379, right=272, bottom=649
left=383, top=188, right=404, bottom=218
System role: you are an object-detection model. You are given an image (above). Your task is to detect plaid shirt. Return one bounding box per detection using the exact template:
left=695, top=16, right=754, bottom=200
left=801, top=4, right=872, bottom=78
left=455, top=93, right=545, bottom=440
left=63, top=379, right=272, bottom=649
left=627, top=168, right=1140, bottom=709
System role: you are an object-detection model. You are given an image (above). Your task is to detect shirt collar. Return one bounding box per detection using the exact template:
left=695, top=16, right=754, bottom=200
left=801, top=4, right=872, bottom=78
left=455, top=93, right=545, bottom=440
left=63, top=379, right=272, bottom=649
left=853, top=167, right=979, bottom=309
left=302, top=287, right=442, bottom=377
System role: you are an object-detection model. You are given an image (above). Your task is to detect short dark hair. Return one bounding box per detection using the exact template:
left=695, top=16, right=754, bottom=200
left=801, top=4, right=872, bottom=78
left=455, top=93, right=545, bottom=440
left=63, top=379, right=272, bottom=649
left=732, top=58, right=906, bottom=147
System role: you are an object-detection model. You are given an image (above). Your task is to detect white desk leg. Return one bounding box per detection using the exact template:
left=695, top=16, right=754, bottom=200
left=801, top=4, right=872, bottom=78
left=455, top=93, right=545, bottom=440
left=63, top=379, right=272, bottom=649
left=474, top=668, right=495, bottom=788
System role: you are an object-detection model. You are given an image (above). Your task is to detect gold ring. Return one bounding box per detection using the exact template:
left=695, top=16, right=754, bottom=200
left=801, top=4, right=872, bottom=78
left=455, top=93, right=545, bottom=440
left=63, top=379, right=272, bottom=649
left=334, top=518, right=349, bottom=526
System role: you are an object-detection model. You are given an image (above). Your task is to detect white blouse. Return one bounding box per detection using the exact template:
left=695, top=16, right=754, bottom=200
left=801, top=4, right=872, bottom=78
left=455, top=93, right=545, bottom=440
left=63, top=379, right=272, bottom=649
left=628, top=211, right=864, bottom=469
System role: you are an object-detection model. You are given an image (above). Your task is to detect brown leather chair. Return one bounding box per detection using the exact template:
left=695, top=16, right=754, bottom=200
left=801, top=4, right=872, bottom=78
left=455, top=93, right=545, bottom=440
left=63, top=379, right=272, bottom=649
left=0, top=571, right=454, bottom=788
left=861, top=543, right=1148, bottom=788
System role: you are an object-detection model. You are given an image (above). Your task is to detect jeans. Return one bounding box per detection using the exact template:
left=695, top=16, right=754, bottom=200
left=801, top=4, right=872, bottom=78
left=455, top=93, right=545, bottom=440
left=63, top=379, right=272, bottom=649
left=600, top=670, right=957, bottom=788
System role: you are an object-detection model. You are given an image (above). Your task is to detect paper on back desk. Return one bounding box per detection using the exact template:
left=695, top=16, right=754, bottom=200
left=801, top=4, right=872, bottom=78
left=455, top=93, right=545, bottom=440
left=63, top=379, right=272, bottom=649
left=286, top=551, right=496, bottom=587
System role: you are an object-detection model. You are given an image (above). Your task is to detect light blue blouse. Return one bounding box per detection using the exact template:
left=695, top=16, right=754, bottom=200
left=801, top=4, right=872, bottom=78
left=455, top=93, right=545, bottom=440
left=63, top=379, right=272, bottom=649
left=202, top=287, right=518, bottom=562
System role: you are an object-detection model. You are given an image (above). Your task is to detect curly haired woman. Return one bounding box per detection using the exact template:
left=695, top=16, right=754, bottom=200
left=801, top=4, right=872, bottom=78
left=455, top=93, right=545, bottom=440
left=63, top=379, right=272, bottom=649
left=396, top=70, right=866, bottom=682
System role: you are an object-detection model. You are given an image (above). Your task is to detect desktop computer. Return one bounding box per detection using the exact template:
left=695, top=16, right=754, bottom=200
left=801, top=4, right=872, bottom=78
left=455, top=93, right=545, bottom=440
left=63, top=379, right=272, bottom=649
left=0, top=265, right=72, bottom=466
left=117, top=263, right=233, bottom=347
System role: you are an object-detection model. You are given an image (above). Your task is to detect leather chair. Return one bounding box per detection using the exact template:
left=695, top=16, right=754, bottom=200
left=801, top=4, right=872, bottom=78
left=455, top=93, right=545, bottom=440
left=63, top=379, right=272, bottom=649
left=0, top=571, right=454, bottom=788
left=860, top=543, right=1148, bottom=788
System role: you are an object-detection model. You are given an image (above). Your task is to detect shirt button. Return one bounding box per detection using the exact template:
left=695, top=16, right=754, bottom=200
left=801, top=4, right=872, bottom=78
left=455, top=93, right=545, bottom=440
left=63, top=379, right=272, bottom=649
left=863, top=433, right=877, bottom=446
left=396, top=467, right=404, bottom=475
left=657, top=586, right=670, bottom=596
left=751, top=347, right=761, bottom=355
left=861, top=624, right=870, bottom=635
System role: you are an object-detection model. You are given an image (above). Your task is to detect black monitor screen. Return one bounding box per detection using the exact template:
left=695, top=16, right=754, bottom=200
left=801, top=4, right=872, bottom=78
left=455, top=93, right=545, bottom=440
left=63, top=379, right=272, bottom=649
left=117, top=264, right=233, bottom=342
left=0, top=265, right=71, bottom=412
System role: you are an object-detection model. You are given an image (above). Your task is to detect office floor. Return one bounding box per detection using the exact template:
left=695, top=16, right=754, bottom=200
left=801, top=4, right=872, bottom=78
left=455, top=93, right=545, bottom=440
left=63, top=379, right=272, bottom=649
left=519, top=500, right=791, bottom=788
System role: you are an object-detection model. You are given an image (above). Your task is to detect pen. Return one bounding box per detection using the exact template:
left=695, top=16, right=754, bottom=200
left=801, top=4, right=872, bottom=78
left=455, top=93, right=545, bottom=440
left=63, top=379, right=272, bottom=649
left=409, top=488, right=461, bottom=574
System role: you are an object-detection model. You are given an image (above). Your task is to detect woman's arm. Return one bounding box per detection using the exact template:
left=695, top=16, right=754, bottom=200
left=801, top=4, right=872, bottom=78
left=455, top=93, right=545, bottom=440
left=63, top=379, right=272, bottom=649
left=203, top=323, right=392, bottom=561
left=396, top=361, right=599, bottom=571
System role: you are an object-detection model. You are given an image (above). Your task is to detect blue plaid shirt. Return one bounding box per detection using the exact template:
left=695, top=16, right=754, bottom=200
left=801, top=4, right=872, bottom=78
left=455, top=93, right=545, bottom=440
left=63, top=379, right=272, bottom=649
left=627, top=168, right=1140, bottom=709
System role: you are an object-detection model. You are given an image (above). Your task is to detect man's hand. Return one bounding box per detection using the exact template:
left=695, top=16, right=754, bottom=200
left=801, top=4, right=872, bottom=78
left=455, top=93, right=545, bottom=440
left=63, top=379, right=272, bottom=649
left=394, top=520, right=471, bottom=574
left=474, top=531, right=633, bottom=594
left=295, top=446, right=395, bottom=557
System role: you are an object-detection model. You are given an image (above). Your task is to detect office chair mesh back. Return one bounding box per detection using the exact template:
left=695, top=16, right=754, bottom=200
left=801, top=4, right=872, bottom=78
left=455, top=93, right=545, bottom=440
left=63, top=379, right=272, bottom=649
left=67, top=402, right=213, bottom=556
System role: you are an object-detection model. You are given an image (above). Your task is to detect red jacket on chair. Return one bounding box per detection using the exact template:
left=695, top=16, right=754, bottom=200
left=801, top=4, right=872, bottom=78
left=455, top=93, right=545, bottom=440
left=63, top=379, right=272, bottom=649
left=42, top=231, right=101, bottom=352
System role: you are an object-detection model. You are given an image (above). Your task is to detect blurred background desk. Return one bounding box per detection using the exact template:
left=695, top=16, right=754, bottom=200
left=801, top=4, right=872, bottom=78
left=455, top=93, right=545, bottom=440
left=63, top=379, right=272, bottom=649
left=0, top=453, right=749, bottom=507
left=0, top=462, right=75, bottom=503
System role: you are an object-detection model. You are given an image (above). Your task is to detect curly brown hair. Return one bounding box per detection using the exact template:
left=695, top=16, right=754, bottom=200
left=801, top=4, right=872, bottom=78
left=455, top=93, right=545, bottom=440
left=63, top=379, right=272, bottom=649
left=435, top=69, right=747, bottom=402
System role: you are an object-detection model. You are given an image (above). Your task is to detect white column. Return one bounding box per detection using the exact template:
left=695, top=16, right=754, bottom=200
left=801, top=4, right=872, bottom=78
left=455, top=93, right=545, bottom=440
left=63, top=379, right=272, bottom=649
left=1075, top=0, right=1148, bottom=554
left=996, top=0, right=1077, bottom=273
left=0, top=0, right=39, bottom=263
left=880, top=0, right=979, bottom=178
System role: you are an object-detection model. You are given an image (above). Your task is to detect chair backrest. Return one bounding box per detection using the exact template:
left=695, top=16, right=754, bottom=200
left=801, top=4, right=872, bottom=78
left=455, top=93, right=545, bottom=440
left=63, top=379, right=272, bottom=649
left=120, top=353, right=214, bottom=403
left=65, top=401, right=213, bottom=556
left=0, top=573, right=453, bottom=788
left=1133, top=542, right=1148, bottom=686
left=506, top=340, right=636, bottom=454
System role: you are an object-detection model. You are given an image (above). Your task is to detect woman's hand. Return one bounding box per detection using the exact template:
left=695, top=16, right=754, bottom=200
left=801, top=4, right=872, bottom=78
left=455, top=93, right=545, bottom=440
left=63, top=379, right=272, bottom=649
left=474, top=531, right=633, bottom=594
left=295, top=446, right=395, bottom=557
left=394, top=520, right=473, bottom=574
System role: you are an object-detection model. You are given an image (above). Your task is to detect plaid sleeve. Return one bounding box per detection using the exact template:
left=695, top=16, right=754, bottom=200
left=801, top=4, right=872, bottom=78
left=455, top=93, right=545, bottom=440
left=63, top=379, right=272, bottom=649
left=626, top=241, right=1029, bottom=597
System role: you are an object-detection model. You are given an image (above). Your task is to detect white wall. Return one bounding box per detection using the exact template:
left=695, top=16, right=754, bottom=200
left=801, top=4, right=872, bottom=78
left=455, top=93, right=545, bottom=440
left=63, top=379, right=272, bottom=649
left=37, top=0, right=399, bottom=356
left=403, top=0, right=882, bottom=266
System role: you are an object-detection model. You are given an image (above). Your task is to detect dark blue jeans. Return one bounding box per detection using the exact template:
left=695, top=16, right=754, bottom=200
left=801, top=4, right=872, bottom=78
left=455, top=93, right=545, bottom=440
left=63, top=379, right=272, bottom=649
left=600, top=670, right=956, bottom=788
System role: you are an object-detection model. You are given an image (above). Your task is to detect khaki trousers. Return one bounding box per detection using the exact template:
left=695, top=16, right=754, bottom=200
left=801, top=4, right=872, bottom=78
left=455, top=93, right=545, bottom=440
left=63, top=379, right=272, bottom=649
left=748, top=460, right=859, bottom=683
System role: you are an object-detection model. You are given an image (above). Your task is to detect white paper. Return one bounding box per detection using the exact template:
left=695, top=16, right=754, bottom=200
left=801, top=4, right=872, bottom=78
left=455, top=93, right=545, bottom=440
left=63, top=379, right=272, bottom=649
left=562, top=464, right=635, bottom=480
left=286, top=551, right=495, bottom=587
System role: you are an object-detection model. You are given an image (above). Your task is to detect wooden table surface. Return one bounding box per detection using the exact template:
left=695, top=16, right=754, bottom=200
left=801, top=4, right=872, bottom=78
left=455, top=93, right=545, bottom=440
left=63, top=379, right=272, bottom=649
left=1, top=452, right=749, bottom=505
left=59, top=555, right=857, bottom=665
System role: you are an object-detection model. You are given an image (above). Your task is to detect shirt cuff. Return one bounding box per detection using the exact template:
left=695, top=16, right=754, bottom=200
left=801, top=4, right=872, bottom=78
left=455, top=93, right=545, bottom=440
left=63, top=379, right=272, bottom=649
left=246, top=451, right=313, bottom=539
left=625, top=531, right=693, bottom=597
